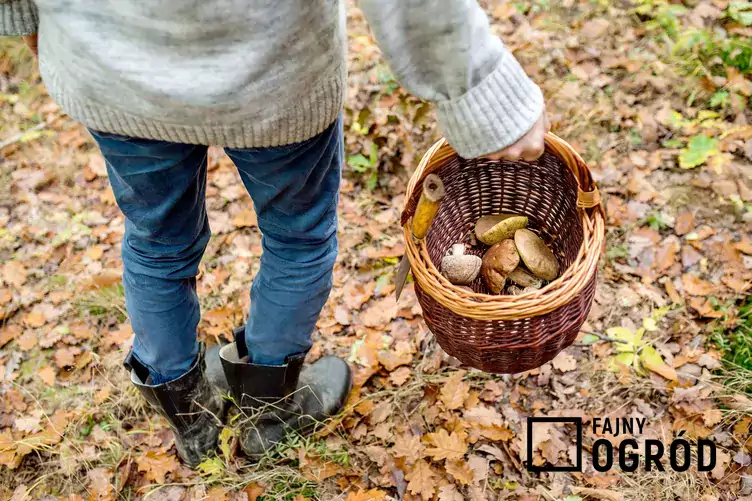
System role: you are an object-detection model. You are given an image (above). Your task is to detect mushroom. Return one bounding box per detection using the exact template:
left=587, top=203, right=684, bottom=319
left=514, top=229, right=559, bottom=281
left=507, top=267, right=544, bottom=289
left=481, top=239, right=520, bottom=294
left=508, top=285, right=540, bottom=296
left=475, top=214, right=528, bottom=246
left=441, top=244, right=482, bottom=285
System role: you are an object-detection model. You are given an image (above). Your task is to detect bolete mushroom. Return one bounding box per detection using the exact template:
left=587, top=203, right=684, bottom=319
left=507, top=266, right=544, bottom=289
left=508, top=285, right=540, bottom=296
left=481, top=239, right=520, bottom=294
left=441, top=244, right=482, bottom=285
left=514, top=229, right=559, bottom=281
left=475, top=214, right=528, bottom=245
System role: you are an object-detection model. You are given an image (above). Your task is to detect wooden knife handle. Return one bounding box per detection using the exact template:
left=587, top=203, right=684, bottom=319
left=411, top=174, right=445, bottom=240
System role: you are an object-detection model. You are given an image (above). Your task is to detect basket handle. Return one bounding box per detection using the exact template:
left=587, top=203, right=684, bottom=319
left=400, top=133, right=601, bottom=226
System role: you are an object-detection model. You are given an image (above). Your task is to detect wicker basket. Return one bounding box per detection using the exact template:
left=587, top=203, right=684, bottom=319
left=400, top=133, right=605, bottom=374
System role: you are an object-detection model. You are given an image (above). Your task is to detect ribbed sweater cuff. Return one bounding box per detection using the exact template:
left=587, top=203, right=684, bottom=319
left=437, top=51, right=544, bottom=159
left=0, top=0, right=38, bottom=36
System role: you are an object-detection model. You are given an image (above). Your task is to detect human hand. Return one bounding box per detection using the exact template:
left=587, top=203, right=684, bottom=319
left=23, top=34, right=38, bottom=56
left=483, top=111, right=550, bottom=162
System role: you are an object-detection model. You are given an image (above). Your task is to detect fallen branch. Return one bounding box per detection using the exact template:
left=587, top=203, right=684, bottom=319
left=0, top=115, right=60, bottom=150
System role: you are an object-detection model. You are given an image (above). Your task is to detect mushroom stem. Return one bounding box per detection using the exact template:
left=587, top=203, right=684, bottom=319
left=450, top=243, right=466, bottom=256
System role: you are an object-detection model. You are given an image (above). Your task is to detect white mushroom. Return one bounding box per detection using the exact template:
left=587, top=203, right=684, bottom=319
left=441, top=244, right=482, bottom=285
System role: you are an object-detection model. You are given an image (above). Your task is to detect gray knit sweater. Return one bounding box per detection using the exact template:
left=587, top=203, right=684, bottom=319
left=0, top=0, right=543, bottom=158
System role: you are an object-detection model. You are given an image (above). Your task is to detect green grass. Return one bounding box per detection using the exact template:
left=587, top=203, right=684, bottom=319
left=74, top=283, right=127, bottom=320
left=713, top=295, right=752, bottom=372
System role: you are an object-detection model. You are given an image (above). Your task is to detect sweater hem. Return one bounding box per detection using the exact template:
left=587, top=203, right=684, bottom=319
left=46, top=65, right=347, bottom=148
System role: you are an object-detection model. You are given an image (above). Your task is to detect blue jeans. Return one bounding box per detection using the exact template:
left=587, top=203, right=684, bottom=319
left=90, top=118, right=342, bottom=384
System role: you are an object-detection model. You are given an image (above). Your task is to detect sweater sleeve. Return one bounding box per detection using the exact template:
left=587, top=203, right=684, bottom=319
left=0, top=0, right=38, bottom=36
left=359, top=0, right=544, bottom=158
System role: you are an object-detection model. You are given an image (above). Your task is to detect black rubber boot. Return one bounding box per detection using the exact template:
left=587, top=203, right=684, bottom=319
left=219, top=328, right=352, bottom=459
left=126, top=345, right=226, bottom=467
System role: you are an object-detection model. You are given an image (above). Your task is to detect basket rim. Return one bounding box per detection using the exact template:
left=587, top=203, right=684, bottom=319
left=402, top=133, right=606, bottom=321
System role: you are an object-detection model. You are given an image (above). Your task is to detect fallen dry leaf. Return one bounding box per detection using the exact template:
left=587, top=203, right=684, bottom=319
left=389, top=366, right=412, bottom=386
left=392, top=433, right=425, bottom=464
left=425, top=429, right=467, bottom=461
left=570, top=487, right=624, bottom=501
left=136, top=450, right=179, bottom=484
left=0, top=324, right=22, bottom=348
left=445, top=459, right=474, bottom=485
left=674, top=212, right=695, bottom=236
left=2, top=261, right=27, bottom=288
left=405, top=460, right=436, bottom=501
left=232, top=208, right=257, bottom=228
left=16, top=331, right=37, bottom=351
left=55, top=346, right=82, bottom=369
left=440, top=371, right=470, bottom=410
left=243, top=483, right=266, bottom=501
left=437, top=484, right=465, bottom=501
left=345, top=488, right=387, bottom=501
left=551, top=352, right=577, bottom=372
left=22, top=310, right=46, bottom=328
left=86, top=467, right=114, bottom=499
left=702, top=408, right=723, bottom=427
left=85, top=244, right=104, bottom=261
left=38, top=366, right=56, bottom=386
left=682, top=274, right=717, bottom=296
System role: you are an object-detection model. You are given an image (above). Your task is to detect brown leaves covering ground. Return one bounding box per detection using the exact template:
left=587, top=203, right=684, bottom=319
left=1, top=0, right=751, bottom=499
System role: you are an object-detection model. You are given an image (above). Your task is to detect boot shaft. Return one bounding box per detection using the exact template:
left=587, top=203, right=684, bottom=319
left=218, top=342, right=305, bottom=408
left=127, top=345, right=221, bottom=431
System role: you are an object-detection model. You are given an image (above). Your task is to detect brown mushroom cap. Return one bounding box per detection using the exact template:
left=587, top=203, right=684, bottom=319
left=475, top=214, right=528, bottom=245
left=514, top=229, right=559, bottom=281
left=507, top=267, right=544, bottom=289
left=481, top=239, right=520, bottom=294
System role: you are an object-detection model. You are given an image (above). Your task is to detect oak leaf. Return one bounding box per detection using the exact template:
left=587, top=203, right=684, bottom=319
left=137, top=450, right=179, bottom=484
left=205, top=486, right=228, bottom=500
left=85, top=245, right=104, bottom=261
left=243, top=483, right=266, bottom=501
left=425, top=429, right=467, bottom=460
left=463, top=406, right=503, bottom=427
left=551, top=352, right=577, bottom=372
left=445, top=459, right=474, bottom=485
left=0, top=324, right=22, bottom=348
left=18, top=331, right=39, bottom=352
left=14, top=415, right=42, bottom=434
left=391, top=433, right=425, bottom=464
left=702, top=408, right=723, bottom=427
left=38, top=366, right=55, bottom=386
left=0, top=429, right=20, bottom=469
left=377, top=350, right=413, bottom=371
left=86, top=467, right=114, bottom=498
left=23, top=311, right=46, bottom=328
left=389, top=366, right=412, bottom=386
left=369, top=401, right=392, bottom=424
left=345, top=488, right=387, bottom=501
left=440, top=371, right=469, bottom=410
left=354, top=399, right=374, bottom=416
left=405, top=460, right=436, bottom=501
left=55, top=347, right=82, bottom=369
left=681, top=274, right=716, bottom=296
left=438, top=485, right=464, bottom=501
left=2, top=261, right=27, bottom=287
left=232, top=208, right=257, bottom=228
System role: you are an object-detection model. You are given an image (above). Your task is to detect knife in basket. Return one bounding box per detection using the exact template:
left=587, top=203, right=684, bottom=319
left=395, top=173, right=446, bottom=300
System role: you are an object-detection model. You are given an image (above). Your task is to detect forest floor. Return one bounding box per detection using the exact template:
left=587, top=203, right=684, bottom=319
left=1, top=1, right=751, bottom=500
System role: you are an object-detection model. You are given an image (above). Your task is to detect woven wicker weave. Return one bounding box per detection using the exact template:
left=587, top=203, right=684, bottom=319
left=400, top=133, right=605, bottom=374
